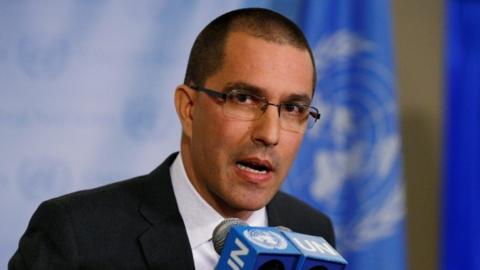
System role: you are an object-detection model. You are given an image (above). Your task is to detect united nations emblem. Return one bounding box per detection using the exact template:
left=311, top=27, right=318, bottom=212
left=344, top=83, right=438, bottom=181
left=284, top=30, right=405, bottom=252
left=243, top=229, right=288, bottom=250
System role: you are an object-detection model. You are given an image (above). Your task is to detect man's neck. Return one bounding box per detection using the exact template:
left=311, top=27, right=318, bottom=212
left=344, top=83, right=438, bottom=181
left=209, top=196, right=254, bottom=221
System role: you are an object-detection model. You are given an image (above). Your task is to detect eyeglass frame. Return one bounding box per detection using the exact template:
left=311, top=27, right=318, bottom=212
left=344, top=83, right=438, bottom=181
left=189, top=85, right=321, bottom=131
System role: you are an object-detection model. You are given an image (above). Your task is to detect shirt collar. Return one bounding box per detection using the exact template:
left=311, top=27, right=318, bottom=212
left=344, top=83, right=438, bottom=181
left=170, top=152, right=267, bottom=249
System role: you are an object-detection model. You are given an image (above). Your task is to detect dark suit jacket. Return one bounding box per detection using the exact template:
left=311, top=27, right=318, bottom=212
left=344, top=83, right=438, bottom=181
left=9, top=153, right=334, bottom=270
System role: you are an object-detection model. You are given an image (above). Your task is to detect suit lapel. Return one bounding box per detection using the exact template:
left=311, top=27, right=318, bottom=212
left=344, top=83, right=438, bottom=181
left=266, top=193, right=283, bottom=227
left=138, top=153, right=195, bottom=270
left=138, top=217, right=193, bottom=269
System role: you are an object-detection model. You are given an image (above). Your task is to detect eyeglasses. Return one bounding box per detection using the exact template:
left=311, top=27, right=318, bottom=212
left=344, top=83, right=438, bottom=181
left=190, top=85, right=321, bottom=133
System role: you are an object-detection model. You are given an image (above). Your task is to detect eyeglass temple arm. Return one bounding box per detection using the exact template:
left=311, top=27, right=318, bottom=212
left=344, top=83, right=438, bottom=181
left=191, top=86, right=227, bottom=100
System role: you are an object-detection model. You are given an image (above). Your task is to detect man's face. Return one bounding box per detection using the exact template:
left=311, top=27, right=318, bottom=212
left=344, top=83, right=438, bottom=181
left=181, top=32, right=314, bottom=218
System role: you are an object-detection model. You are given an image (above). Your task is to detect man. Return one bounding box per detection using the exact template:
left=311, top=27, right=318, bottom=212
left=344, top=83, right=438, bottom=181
left=9, top=8, right=334, bottom=270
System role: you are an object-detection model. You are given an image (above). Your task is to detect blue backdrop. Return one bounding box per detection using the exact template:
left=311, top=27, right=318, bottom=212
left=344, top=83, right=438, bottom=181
left=0, top=1, right=405, bottom=269
left=443, top=0, right=480, bottom=269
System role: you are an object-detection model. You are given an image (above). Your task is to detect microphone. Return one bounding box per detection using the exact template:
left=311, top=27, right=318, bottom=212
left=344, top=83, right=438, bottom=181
left=212, top=218, right=347, bottom=270
left=213, top=218, right=249, bottom=255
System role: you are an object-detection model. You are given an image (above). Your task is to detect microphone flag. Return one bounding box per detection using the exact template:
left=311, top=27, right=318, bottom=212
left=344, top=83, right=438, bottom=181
left=215, top=225, right=347, bottom=270
left=282, top=231, right=347, bottom=270
left=216, top=226, right=302, bottom=270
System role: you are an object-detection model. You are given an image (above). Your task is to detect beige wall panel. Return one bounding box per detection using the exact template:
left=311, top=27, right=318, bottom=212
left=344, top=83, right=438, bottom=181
left=393, top=0, right=443, bottom=269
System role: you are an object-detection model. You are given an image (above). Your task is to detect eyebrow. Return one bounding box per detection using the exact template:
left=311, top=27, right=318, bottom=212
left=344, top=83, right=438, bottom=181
left=223, top=81, right=312, bottom=104
left=286, top=94, right=312, bottom=105
left=223, top=82, right=263, bottom=95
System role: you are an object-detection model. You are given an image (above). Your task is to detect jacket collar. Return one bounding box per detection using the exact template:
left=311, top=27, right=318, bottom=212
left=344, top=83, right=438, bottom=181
left=266, top=192, right=284, bottom=227
left=138, top=152, right=195, bottom=270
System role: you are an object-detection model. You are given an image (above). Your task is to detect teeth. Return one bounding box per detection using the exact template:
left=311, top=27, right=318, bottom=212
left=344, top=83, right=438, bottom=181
left=237, top=163, right=267, bottom=175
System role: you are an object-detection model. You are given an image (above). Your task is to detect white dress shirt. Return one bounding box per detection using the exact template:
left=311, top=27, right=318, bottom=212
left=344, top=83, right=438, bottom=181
left=170, top=153, right=268, bottom=270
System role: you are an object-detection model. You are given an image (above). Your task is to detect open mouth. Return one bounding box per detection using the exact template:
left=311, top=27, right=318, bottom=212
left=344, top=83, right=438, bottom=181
left=236, top=160, right=273, bottom=175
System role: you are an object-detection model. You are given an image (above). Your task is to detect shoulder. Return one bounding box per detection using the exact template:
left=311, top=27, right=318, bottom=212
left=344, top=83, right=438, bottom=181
left=10, top=155, right=179, bottom=269
left=268, top=191, right=336, bottom=247
left=9, top=176, right=151, bottom=269
left=50, top=175, right=148, bottom=210
left=32, top=153, right=178, bottom=229
left=46, top=152, right=178, bottom=212
left=33, top=175, right=151, bottom=236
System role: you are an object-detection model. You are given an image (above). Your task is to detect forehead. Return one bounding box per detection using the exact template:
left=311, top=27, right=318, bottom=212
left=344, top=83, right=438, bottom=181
left=206, top=32, right=314, bottom=99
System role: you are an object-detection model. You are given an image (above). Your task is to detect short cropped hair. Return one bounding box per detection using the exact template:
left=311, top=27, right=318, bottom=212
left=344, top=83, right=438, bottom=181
left=184, top=8, right=316, bottom=92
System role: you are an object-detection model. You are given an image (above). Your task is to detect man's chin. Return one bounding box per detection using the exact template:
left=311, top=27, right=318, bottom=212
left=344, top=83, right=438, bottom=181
left=227, top=196, right=272, bottom=213
left=213, top=188, right=277, bottom=218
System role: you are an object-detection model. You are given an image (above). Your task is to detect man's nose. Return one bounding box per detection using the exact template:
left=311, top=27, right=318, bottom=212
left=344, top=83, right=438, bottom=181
left=251, top=105, right=280, bottom=147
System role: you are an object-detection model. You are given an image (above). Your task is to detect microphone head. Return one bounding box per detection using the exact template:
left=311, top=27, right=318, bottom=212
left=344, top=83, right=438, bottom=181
left=212, top=218, right=248, bottom=255
left=275, top=225, right=292, bottom=232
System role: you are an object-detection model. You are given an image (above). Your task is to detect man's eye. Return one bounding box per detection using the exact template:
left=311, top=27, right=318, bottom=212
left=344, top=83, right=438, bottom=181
left=229, top=92, right=258, bottom=105
left=283, top=104, right=306, bottom=114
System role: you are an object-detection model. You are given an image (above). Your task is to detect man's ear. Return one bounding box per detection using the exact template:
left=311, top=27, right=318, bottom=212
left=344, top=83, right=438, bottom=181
left=174, top=84, right=195, bottom=139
